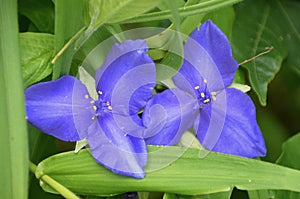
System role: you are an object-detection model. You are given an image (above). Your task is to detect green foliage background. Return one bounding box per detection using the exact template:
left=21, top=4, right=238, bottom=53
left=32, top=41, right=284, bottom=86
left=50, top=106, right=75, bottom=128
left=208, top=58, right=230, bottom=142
left=1, top=0, right=300, bottom=198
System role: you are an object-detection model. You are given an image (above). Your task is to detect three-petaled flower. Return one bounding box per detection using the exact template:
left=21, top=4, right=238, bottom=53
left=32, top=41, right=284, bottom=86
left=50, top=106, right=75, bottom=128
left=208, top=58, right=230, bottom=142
left=143, top=21, right=266, bottom=158
left=25, top=40, right=156, bottom=178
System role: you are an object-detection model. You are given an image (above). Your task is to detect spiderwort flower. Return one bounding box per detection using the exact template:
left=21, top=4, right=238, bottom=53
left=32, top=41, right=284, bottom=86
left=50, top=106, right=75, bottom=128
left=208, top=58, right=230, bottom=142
left=173, top=21, right=266, bottom=157
left=25, top=40, right=156, bottom=178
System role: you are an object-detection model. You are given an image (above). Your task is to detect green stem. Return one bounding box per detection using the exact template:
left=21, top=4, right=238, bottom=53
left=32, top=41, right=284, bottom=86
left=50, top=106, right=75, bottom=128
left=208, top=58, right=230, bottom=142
left=29, top=161, right=37, bottom=174
left=123, top=0, right=243, bottom=23
left=30, top=161, right=79, bottom=199
left=51, top=26, right=86, bottom=64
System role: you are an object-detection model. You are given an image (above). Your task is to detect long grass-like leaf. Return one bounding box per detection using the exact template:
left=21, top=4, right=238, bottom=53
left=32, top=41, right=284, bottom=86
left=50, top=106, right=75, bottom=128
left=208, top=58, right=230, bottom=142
left=36, top=146, right=300, bottom=196
left=0, top=0, right=28, bottom=198
left=122, top=0, right=242, bottom=24
left=52, top=0, right=85, bottom=79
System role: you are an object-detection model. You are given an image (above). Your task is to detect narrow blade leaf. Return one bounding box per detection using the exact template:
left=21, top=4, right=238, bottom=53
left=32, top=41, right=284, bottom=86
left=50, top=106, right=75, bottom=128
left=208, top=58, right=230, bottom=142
left=52, top=0, right=85, bottom=79
left=122, top=0, right=242, bottom=24
left=0, top=0, right=28, bottom=198
left=35, top=146, right=300, bottom=196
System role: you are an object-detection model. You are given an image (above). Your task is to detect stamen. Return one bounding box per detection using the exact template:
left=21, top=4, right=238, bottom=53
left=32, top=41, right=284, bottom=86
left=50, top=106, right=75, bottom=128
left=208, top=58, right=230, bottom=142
left=211, top=92, right=216, bottom=95
left=108, top=106, right=113, bottom=110
left=90, top=100, right=95, bottom=104
left=98, top=90, right=103, bottom=95
left=203, top=99, right=210, bottom=103
left=200, top=92, right=205, bottom=98
left=84, top=94, right=89, bottom=99
left=203, top=79, right=207, bottom=83
left=194, top=85, right=200, bottom=90
left=92, top=116, right=97, bottom=120
left=92, top=106, right=97, bottom=111
left=106, top=101, right=110, bottom=106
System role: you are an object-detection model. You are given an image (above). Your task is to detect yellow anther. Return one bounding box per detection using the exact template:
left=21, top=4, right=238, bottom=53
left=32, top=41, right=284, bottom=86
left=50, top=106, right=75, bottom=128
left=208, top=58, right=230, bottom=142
left=108, top=106, right=113, bottom=110
left=203, top=99, right=210, bottom=103
left=98, top=90, right=103, bottom=95
left=194, top=85, right=200, bottom=90
left=106, top=101, right=110, bottom=106
left=203, top=79, right=207, bottom=83
left=90, top=100, right=95, bottom=104
left=92, top=106, right=97, bottom=111
left=84, top=94, right=89, bottom=99
left=200, top=92, right=205, bottom=98
left=211, top=92, right=216, bottom=96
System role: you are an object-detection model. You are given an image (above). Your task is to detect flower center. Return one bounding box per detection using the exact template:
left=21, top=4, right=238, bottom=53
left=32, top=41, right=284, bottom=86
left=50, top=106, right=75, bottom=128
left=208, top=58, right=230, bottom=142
left=194, top=79, right=217, bottom=107
left=84, top=90, right=113, bottom=120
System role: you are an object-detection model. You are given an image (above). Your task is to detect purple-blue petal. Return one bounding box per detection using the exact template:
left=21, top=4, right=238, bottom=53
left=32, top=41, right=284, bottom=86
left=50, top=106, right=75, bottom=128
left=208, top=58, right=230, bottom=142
left=190, top=21, right=238, bottom=88
left=25, top=75, right=93, bottom=142
left=196, top=88, right=266, bottom=158
left=87, top=113, right=147, bottom=178
left=173, top=20, right=238, bottom=93
left=95, top=40, right=156, bottom=113
left=143, top=88, right=199, bottom=146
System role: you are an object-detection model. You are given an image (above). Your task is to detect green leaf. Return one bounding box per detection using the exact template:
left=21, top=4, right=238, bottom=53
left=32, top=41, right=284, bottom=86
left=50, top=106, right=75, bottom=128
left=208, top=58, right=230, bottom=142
left=0, top=0, right=28, bottom=198
left=18, top=0, right=54, bottom=33
left=20, top=32, right=54, bottom=87
left=88, top=0, right=162, bottom=29
left=35, top=146, right=300, bottom=196
left=273, top=0, right=300, bottom=75
left=274, top=133, right=300, bottom=199
left=232, top=0, right=288, bottom=106
left=52, top=0, right=85, bottom=79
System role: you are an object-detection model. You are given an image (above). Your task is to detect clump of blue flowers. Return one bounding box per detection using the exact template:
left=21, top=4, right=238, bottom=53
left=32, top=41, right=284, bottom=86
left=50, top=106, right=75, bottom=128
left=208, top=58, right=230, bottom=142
left=25, top=21, right=266, bottom=179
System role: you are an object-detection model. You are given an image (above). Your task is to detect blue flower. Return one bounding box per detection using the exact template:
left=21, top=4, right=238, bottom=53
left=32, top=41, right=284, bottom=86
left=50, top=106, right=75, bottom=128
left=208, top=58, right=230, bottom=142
left=143, top=21, right=266, bottom=158
left=173, top=21, right=266, bottom=158
left=25, top=40, right=156, bottom=178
